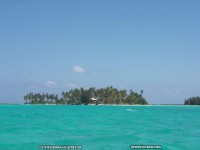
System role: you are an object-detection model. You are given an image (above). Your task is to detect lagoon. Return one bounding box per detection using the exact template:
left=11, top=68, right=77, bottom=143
left=0, top=105, right=200, bottom=150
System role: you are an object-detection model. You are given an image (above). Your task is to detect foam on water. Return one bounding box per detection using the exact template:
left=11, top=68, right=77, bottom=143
left=126, top=108, right=137, bottom=111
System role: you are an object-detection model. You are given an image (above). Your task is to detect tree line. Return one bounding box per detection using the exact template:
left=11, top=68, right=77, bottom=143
left=184, top=96, right=200, bottom=105
left=24, top=86, right=148, bottom=105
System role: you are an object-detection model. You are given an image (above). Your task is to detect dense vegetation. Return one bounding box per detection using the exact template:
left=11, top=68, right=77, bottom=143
left=24, top=86, right=148, bottom=105
left=184, top=97, right=200, bottom=105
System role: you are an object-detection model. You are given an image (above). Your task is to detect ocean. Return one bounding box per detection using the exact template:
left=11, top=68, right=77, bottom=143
left=0, top=105, right=199, bottom=150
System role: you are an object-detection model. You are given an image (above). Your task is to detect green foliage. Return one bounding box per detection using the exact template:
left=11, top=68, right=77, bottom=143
left=125, top=90, right=147, bottom=105
left=24, top=86, right=148, bottom=105
left=184, top=97, right=200, bottom=105
left=23, top=93, right=59, bottom=104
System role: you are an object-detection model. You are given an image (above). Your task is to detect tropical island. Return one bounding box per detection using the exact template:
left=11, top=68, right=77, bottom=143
left=184, top=96, right=200, bottom=105
left=24, top=86, right=148, bottom=105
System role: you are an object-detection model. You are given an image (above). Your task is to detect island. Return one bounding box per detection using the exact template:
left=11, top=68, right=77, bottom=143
left=24, top=86, right=148, bottom=105
left=184, top=96, right=200, bottom=105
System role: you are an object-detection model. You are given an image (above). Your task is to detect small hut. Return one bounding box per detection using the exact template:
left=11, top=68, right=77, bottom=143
left=89, top=98, right=98, bottom=105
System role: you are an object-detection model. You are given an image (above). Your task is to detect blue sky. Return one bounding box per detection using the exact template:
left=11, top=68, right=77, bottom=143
left=0, top=1, right=200, bottom=104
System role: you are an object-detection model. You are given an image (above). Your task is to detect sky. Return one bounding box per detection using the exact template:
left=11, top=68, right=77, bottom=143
left=0, top=0, right=200, bottom=104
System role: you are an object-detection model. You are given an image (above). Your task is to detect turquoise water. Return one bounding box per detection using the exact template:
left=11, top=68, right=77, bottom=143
left=0, top=105, right=200, bottom=150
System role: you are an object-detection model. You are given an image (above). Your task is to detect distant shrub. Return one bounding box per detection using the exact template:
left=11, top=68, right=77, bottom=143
left=184, top=97, right=200, bottom=105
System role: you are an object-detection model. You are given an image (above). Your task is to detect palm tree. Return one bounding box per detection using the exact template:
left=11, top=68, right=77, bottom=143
left=45, top=93, right=49, bottom=103
left=28, top=93, right=32, bottom=104
left=49, top=94, right=54, bottom=103
left=140, top=90, right=144, bottom=96
left=24, top=95, right=28, bottom=104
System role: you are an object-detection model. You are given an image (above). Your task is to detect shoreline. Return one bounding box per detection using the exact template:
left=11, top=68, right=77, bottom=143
left=0, top=103, right=192, bottom=106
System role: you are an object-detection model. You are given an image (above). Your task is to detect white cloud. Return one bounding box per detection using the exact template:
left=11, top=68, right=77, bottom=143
left=46, top=81, right=56, bottom=88
left=72, top=65, right=86, bottom=73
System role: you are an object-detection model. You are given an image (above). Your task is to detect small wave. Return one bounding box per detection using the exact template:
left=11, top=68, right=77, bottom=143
left=126, top=109, right=137, bottom=111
